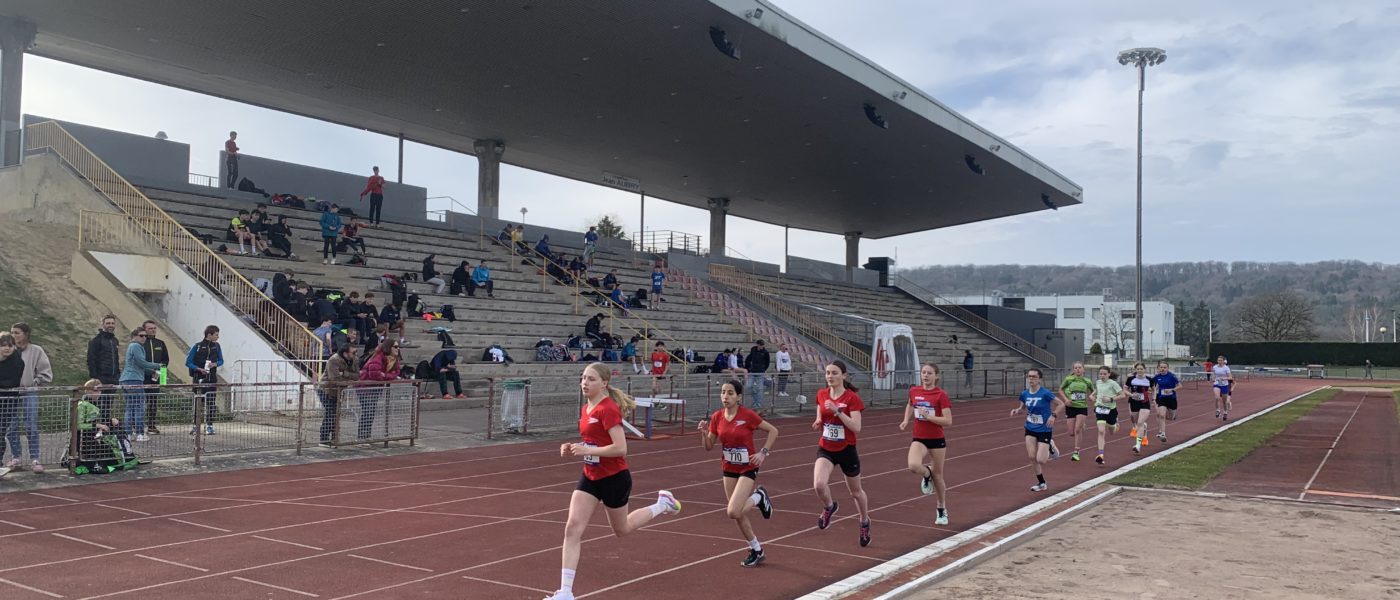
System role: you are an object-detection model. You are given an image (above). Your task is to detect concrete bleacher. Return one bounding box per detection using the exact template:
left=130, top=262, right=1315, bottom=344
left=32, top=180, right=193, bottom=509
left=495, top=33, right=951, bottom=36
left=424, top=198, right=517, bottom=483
left=140, top=185, right=759, bottom=400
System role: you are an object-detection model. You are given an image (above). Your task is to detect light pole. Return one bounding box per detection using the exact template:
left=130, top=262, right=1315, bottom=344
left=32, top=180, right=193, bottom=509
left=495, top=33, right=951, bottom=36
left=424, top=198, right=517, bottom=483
left=1149, top=327, right=1156, bottom=358
left=520, top=206, right=528, bottom=227
left=1118, top=47, right=1166, bottom=362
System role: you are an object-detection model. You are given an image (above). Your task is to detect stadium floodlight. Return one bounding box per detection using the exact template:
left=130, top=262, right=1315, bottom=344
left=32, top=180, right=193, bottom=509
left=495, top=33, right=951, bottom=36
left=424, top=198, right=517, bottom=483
left=1118, top=46, right=1165, bottom=362
left=709, top=27, right=741, bottom=60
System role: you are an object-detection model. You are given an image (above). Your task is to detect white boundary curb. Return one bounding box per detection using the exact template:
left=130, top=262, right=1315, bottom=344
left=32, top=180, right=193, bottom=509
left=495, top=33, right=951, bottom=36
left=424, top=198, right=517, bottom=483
left=797, top=385, right=1328, bottom=600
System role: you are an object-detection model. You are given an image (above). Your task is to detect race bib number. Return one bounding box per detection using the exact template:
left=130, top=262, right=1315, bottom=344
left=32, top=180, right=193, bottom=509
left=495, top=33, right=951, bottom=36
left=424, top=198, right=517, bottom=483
left=1160, top=389, right=1175, bottom=396
left=1131, top=393, right=1145, bottom=401
left=653, top=361, right=663, bottom=368
left=1025, top=414, right=1045, bottom=425
left=1095, top=405, right=1112, bottom=415
left=914, top=406, right=931, bottom=421
left=581, top=443, right=600, bottom=465
left=1070, top=392, right=1087, bottom=401
left=723, top=447, right=750, bottom=465
left=822, top=423, right=846, bottom=441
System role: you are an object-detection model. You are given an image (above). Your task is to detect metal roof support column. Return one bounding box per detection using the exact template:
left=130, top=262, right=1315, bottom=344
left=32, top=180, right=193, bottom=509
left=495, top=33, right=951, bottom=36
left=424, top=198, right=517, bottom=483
left=708, top=197, right=729, bottom=258
left=0, top=18, right=36, bottom=167
left=844, top=231, right=861, bottom=283
left=472, top=139, right=504, bottom=221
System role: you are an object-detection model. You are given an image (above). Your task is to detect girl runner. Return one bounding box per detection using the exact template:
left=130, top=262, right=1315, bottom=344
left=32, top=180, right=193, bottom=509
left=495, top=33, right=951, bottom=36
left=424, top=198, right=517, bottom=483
left=1057, top=362, right=1094, bottom=461
left=1089, top=366, right=1125, bottom=466
left=1152, top=361, right=1180, bottom=444
left=1126, top=363, right=1154, bottom=454
left=1010, top=368, right=1062, bottom=491
left=545, top=363, right=683, bottom=600
left=697, top=378, right=779, bottom=567
left=812, top=360, right=872, bottom=546
left=1212, top=356, right=1235, bottom=420
left=899, top=363, right=952, bottom=525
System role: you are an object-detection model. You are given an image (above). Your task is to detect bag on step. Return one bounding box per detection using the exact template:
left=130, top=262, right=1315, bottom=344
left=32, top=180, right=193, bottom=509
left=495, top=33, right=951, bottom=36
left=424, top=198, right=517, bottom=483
left=441, top=305, right=457, bottom=322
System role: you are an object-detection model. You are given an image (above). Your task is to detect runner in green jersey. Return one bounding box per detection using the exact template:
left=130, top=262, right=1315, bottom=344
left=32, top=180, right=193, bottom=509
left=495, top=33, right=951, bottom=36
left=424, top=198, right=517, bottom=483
left=1057, top=362, right=1095, bottom=462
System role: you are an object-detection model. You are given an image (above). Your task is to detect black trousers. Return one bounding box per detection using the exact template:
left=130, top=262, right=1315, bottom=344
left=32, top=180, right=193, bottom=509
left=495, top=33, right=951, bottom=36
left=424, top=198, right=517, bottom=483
left=437, top=370, right=462, bottom=396
left=466, top=279, right=494, bottom=296
left=322, top=236, right=337, bottom=259
left=369, top=193, right=384, bottom=224
left=226, top=157, right=239, bottom=188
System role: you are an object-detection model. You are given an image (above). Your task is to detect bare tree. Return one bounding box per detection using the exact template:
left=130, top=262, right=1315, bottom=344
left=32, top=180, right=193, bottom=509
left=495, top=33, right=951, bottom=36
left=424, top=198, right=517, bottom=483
left=1344, top=304, right=1384, bottom=342
left=1233, top=292, right=1318, bottom=341
left=1097, top=305, right=1131, bottom=354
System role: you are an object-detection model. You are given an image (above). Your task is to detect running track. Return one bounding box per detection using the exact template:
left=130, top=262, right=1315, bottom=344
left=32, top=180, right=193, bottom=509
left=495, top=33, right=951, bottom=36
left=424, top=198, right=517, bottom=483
left=0, top=378, right=1320, bottom=599
left=1206, top=388, right=1400, bottom=509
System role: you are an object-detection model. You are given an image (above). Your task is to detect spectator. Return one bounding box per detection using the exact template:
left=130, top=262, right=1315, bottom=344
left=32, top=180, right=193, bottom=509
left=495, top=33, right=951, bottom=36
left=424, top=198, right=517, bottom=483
left=359, top=165, right=387, bottom=225
left=650, top=341, right=671, bottom=396
left=602, top=269, right=619, bottom=290
left=511, top=224, right=528, bottom=254
left=245, top=210, right=273, bottom=256
left=714, top=349, right=732, bottom=374
left=431, top=349, right=465, bottom=399
left=649, top=265, right=667, bottom=310
left=585, top=312, right=607, bottom=346
left=267, top=217, right=297, bottom=259
left=775, top=343, right=793, bottom=397
left=1364, top=359, right=1374, bottom=380
left=497, top=224, right=514, bottom=245
left=286, top=282, right=312, bottom=323
left=139, top=320, right=169, bottom=436
left=623, top=336, right=641, bottom=373
left=357, top=293, right=380, bottom=338
left=0, top=333, right=25, bottom=472
left=120, top=328, right=161, bottom=442
left=6, top=323, right=52, bottom=472
left=534, top=235, right=553, bottom=262
left=583, top=226, right=599, bottom=265
left=339, top=218, right=369, bottom=255
left=746, top=340, right=770, bottom=409
left=451, top=260, right=472, bottom=297
left=309, top=292, right=337, bottom=328
left=185, top=325, right=223, bottom=435
left=609, top=283, right=627, bottom=313
left=228, top=209, right=255, bottom=255
left=963, top=350, right=975, bottom=386
left=379, top=302, right=407, bottom=346
left=272, top=268, right=294, bottom=305
left=225, top=131, right=239, bottom=188
left=357, top=339, right=402, bottom=439
left=366, top=323, right=388, bottom=357
left=71, top=378, right=139, bottom=473
left=321, top=343, right=358, bottom=444
left=86, top=314, right=121, bottom=420
left=470, top=261, right=495, bottom=298
left=313, top=316, right=335, bottom=359
left=344, top=292, right=374, bottom=339
left=729, top=348, right=748, bottom=375
left=320, top=203, right=343, bottom=265
left=568, top=255, right=587, bottom=281
left=422, top=254, right=447, bottom=295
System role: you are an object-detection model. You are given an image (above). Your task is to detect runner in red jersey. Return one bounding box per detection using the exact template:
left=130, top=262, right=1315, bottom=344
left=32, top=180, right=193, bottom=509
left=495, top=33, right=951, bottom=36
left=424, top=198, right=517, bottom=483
left=899, top=363, right=953, bottom=525
left=811, top=360, right=872, bottom=547
left=545, top=363, right=683, bottom=600
left=698, top=378, right=779, bottom=568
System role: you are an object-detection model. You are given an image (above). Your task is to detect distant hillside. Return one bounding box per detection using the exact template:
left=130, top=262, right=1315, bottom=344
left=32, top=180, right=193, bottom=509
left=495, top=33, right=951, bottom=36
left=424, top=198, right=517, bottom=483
left=900, top=261, right=1400, bottom=342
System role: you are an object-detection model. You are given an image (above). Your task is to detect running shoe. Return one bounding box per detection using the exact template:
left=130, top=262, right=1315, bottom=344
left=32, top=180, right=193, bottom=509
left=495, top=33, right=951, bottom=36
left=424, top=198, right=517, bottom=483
left=741, top=548, right=766, bottom=568
left=920, top=471, right=933, bottom=495
left=31, top=461, right=44, bottom=474
left=1129, top=427, right=1138, bottom=438
left=1215, top=409, right=1221, bottom=419
left=859, top=520, right=872, bottom=547
left=1133, top=439, right=1141, bottom=454
left=1170, top=409, right=1178, bottom=420
left=1031, top=482, right=1048, bottom=492
left=1142, top=435, right=1150, bottom=447
left=1095, top=454, right=1105, bottom=465
left=542, top=591, right=575, bottom=600
left=1158, top=432, right=1167, bottom=444
left=1049, top=444, right=1061, bottom=461
left=656, top=490, right=682, bottom=515
left=1070, top=451, right=1081, bottom=462
left=1112, top=423, right=1120, bottom=434
left=935, top=508, right=949, bottom=526
left=817, top=501, right=839, bottom=530
left=756, top=486, right=773, bottom=520
left=1223, top=412, right=1229, bottom=421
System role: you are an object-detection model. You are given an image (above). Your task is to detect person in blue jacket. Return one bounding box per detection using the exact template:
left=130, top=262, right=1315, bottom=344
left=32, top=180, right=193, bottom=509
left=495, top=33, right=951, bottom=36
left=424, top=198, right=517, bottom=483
left=120, top=328, right=162, bottom=441
left=1009, top=368, right=1062, bottom=492
left=1152, top=361, right=1181, bottom=442
left=185, top=325, right=225, bottom=435
left=320, top=203, right=343, bottom=265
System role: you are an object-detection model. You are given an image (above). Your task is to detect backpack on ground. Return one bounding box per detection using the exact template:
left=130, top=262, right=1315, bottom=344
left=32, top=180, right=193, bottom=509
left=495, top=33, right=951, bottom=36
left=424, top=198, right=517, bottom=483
left=347, top=253, right=366, bottom=266
left=441, top=305, right=457, bottom=322
left=415, top=360, right=433, bottom=380
left=406, top=293, right=425, bottom=317
left=437, top=330, right=456, bottom=348
left=449, top=281, right=463, bottom=295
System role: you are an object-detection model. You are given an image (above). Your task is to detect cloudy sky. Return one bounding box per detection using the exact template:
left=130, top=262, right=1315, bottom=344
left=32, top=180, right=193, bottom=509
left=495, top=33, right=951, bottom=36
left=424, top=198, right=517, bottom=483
left=19, top=1, right=1399, bottom=269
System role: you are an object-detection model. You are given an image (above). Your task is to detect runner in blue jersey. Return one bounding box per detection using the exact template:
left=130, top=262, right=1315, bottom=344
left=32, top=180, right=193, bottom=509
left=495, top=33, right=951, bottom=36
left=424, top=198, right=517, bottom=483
left=1211, top=355, right=1235, bottom=421
left=1009, top=368, right=1063, bottom=492
left=649, top=266, right=667, bottom=310
left=1151, top=362, right=1180, bottom=443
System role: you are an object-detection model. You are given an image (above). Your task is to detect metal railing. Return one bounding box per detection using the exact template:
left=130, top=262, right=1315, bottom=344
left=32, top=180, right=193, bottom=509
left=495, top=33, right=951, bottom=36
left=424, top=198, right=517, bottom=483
left=709, top=263, right=871, bottom=370
left=28, top=121, right=323, bottom=367
left=634, top=230, right=703, bottom=255
left=893, top=274, right=1057, bottom=367
left=188, top=172, right=219, bottom=187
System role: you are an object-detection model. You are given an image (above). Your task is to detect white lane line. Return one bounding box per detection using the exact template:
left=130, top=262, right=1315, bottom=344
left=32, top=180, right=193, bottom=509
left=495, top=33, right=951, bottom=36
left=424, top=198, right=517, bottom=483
left=251, top=535, right=324, bottom=551
left=30, top=492, right=79, bottom=503
left=349, top=554, right=434, bottom=572
left=0, top=519, right=36, bottom=530
left=167, top=518, right=232, bottom=533
left=0, top=576, right=65, bottom=598
left=231, top=576, right=320, bottom=597
left=135, top=554, right=209, bottom=572
left=95, top=504, right=153, bottom=517
left=51, top=533, right=115, bottom=551
left=1298, top=393, right=1368, bottom=500
left=461, top=575, right=552, bottom=594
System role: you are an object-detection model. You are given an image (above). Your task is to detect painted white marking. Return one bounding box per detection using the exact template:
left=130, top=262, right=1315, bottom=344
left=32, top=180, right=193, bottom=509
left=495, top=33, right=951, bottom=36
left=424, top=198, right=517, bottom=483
left=231, top=576, right=319, bottom=597
left=135, top=554, right=209, bottom=572
left=1298, top=393, right=1367, bottom=500
left=51, top=533, right=116, bottom=550
left=251, top=535, right=323, bottom=551
left=460, top=575, right=552, bottom=594
left=167, top=518, right=232, bottom=533
left=0, top=519, right=36, bottom=530
left=349, top=554, right=433, bottom=572
left=30, top=492, right=79, bottom=503
left=96, top=503, right=153, bottom=516
left=0, top=576, right=65, bottom=598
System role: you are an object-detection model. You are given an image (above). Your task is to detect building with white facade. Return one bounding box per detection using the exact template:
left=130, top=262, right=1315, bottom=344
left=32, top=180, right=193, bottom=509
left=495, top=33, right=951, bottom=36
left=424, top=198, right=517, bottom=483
left=947, top=293, right=1187, bottom=358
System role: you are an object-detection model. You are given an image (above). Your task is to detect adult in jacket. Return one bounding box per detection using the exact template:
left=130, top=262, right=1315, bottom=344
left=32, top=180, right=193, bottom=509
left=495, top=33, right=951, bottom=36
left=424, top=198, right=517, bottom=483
left=86, top=315, right=122, bottom=420
left=357, top=339, right=401, bottom=439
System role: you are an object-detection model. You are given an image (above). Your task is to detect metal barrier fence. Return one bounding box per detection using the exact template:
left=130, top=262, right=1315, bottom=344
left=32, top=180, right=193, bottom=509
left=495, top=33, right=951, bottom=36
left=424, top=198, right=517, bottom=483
left=0, top=382, right=418, bottom=473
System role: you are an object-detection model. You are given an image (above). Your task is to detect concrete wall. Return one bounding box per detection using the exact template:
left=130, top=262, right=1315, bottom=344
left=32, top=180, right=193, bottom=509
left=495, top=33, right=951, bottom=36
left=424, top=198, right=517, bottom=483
left=0, top=153, right=122, bottom=225
left=666, top=251, right=782, bottom=278
left=69, top=251, right=191, bottom=384
left=787, top=255, right=880, bottom=287
left=960, top=305, right=1057, bottom=344
left=24, top=115, right=191, bottom=183
left=445, top=211, right=633, bottom=254
left=219, top=152, right=428, bottom=225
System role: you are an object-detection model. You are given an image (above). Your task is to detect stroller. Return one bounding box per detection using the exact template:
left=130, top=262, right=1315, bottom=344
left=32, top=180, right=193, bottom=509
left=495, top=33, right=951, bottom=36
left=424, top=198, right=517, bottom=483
left=60, top=397, right=143, bottom=474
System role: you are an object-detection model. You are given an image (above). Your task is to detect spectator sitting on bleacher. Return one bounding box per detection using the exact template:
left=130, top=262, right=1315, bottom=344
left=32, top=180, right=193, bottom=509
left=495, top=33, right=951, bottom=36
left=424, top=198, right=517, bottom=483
left=602, top=269, right=619, bottom=290
left=245, top=210, right=274, bottom=256
left=310, top=292, right=338, bottom=328
left=623, top=336, right=641, bottom=372
left=714, top=349, right=732, bottom=374
left=273, top=268, right=294, bottom=305
left=228, top=209, right=256, bottom=255
left=430, top=349, right=465, bottom=399
left=585, top=312, right=607, bottom=346
left=357, top=293, right=379, bottom=338
left=547, top=255, right=571, bottom=285
left=534, top=235, right=553, bottom=262
left=451, top=261, right=472, bottom=296
left=470, top=261, right=494, bottom=298
left=568, top=255, right=587, bottom=281
left=422, top=255, right=447, bottom=295
left=728, top=348, right=748, bottom=375
left=511, top=224, right=527, bottom=254
left=378, top=302, right=408, bottom=346
left=339, top=218, right=368, bottom=256
left=609, top=282, right=628, bottom=314
left=497, top=224, right=514, bottom=245
left=267, top=216, right=298, bottom=259
left=285, top=282, right=311, bottom=322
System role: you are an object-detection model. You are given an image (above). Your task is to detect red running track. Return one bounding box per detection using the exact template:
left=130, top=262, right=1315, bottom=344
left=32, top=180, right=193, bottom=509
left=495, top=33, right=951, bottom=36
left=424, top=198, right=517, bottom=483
left=1206, top=388, right=1400, bottom=509
left=0, top=378, right=1321, bottom=600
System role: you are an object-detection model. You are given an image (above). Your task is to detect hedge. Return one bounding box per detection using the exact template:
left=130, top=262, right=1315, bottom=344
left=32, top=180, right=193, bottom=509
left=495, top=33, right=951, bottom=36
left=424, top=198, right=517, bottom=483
left=1207, top=342, right=1400, bottom=367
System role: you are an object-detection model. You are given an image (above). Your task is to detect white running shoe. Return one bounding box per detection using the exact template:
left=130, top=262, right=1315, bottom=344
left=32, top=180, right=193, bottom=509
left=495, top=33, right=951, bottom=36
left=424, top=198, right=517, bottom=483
left=657, top=490, right=682, bottom=515
left=920, top=472, right=933, bottom=496
left=1031, top=482, right=1048, bottom=492
left=135, top=434, right=149, bottom=442
left=542, top=591, right=575, bottom=600
left=934, top=509, right=949, bottom=526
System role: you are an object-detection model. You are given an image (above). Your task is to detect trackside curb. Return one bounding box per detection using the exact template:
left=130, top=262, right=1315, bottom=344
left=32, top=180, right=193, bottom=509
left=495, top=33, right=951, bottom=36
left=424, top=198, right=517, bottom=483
left=797, top=385, right=1328, bottom=600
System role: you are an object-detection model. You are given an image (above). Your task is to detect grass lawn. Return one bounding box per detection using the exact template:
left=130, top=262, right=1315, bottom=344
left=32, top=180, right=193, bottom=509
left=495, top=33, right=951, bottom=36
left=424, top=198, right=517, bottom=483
left=0, top=268, right=92, bottom=386
left=1111, top=388, right=1340, bottom=490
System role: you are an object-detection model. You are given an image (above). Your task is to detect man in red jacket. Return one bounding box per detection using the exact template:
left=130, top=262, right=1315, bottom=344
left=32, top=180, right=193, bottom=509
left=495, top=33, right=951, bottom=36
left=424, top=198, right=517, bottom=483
left=359, top=166, right=386, bottom=225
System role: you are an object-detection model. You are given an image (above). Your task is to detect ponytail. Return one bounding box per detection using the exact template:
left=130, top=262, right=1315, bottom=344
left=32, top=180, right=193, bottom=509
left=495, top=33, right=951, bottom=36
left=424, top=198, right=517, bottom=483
left=608, top=384, right=635, bottom=413
left=828, top=360, right=859, bottom=393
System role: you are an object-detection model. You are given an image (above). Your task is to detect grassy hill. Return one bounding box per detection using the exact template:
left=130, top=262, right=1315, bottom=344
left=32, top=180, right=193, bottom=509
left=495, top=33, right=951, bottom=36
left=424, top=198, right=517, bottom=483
left=0, top=267, right=94, bottom=386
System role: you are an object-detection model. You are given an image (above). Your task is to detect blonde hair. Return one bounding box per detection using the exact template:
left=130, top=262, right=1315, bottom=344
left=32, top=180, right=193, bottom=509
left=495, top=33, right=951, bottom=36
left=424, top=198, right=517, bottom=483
left=74, top=378, right=102, bottom=401
left=586, top=362, right=635, bottom=412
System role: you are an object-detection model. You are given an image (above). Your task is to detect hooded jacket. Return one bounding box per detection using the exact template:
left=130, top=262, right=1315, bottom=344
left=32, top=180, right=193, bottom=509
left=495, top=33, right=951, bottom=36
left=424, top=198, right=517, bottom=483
left=87, top=329, right=121, bottom=383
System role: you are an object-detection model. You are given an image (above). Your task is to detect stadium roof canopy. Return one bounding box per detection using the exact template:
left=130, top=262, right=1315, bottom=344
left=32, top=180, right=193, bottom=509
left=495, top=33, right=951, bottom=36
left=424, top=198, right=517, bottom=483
left=0, top=0, right=1082, bottom=239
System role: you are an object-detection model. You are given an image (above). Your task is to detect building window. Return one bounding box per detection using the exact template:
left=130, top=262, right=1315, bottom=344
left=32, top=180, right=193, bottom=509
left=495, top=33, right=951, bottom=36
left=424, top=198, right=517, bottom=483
left=1092, top=328, right=1102, bottom=340
left=1063, top=308, right=1085, bottom=319
left=1036, top=308, right=1057, bottom=315
left=1092, top=308, right=1102, bottom=320
left=1120, top=310, right=1136, bottom=319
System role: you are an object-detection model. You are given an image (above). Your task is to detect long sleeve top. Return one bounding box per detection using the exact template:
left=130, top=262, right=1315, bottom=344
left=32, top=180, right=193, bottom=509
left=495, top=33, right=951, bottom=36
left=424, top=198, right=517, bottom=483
left=120, top=341, right=161, bottom=382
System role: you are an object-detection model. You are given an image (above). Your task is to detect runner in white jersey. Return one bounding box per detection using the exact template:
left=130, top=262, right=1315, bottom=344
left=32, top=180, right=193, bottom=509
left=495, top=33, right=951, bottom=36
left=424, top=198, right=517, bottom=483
left=1211, top=355, right=1235, bottom=421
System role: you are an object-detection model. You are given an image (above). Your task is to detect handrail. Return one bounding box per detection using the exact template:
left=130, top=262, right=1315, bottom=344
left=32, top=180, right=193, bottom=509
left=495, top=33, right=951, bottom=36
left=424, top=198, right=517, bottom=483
left=492, top=235, right=690, bottom=373
left=188, top=172, right=218, bottom=187
left=426, top=195, right=483, bottom=249
left=27, top=121, right=323, bottom=368
left=892, top=274, right=1056, bottom=366
left=709, top=264, right=871, bottom=370
left=633, top=230, right=703, bottom=256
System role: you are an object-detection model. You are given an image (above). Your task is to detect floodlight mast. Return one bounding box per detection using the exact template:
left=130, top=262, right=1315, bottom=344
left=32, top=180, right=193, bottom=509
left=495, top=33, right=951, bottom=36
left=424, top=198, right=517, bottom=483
left=1117, top=47, right=1165, bottom=361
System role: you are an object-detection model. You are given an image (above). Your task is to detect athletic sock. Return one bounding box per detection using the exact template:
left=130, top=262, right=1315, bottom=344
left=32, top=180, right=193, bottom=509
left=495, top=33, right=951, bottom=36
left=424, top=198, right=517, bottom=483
left=648, top=500, right=669, bottom=518
left=749, top=492, right=763, bottom=507
left=937, top=506, right=947, bottom=516
left=560, top=568, right=576, bottom=594
left=924, top=465, right=933, bottom=479
left=1036, top=473, right=1046, bottom=485
left=748, top=537, right=762, bottom=551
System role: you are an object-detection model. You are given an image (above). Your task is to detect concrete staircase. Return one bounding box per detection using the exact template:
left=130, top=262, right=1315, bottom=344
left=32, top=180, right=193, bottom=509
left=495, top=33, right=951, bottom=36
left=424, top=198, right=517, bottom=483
left=668, top=269, right=825, bottom=370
